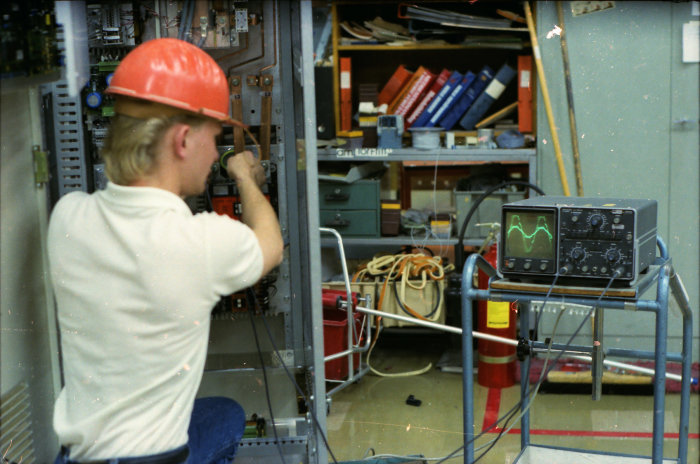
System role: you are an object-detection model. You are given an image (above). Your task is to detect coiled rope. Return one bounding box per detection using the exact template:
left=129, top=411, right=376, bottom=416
left=353, top=253, right=454, bottom=377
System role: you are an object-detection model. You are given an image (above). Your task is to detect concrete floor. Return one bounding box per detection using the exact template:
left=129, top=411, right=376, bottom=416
left=325, top=334, right=699, bottom=464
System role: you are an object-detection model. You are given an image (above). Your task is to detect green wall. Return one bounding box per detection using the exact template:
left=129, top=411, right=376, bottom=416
left=535, top=1, right=699, bottom=360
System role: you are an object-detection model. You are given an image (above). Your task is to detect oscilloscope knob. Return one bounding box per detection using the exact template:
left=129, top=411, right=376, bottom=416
left=570, top=247, right=585, bottom=261
left=605, top=248, right=621, bottom=263
left=589, top=214, right=604, bottom=228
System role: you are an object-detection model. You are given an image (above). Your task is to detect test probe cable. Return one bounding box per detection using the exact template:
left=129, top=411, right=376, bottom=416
left=246, top=288, right=340, bottom=464
left=454, top=180, right=546, bottom=270
left=362, top=269, right=568, bottom=464
left=433, top=270, right=623, bottom=464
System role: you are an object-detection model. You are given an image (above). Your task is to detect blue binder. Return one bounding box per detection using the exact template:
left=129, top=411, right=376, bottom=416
left=459, top=63, right=516, bottom=130
left=425, top=71, right=475, bottom=128
left=437, top=65, right=494, bottom=131
left=412, top=70, right=462, bottom=128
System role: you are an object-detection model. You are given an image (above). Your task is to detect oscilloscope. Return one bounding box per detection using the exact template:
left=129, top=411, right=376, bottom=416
left=499, top=196, right=657, bottom=285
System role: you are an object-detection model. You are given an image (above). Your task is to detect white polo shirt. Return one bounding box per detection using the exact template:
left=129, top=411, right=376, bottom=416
left=47, top=182, right=263, bottom=459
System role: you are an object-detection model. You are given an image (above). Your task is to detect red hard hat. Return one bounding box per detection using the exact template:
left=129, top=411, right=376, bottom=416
left=106, top=38, right=244, bottom=127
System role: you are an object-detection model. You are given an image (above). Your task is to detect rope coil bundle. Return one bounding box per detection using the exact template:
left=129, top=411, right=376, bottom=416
left=353, top=252, right=454, bottom=376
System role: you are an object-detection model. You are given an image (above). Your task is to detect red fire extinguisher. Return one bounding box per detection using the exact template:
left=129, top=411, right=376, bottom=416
left=477, top=242, right=517, bottom=388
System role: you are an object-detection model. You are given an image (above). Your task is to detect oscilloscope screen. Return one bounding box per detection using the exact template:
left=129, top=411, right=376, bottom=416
left=504, top=210, right=556, bottom=260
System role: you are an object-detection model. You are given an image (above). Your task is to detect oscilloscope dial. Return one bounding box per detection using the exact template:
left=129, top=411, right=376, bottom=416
left=587, top=213, right=607, bottom=230
left=605, top=247, right=622, bottom=263
left=570, top=246, right=586, bottom=261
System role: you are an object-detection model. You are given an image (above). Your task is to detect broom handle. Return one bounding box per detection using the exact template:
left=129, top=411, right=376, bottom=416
left=524, top=2, right=571, bottom=196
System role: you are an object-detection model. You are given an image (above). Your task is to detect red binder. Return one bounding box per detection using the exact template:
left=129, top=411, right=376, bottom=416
left=387, top=66, right=430, bottom=115
left=517, top=55, right=533, bottom=133
left=394, top=67, right=437, bottom=118
left=377, top=65, right=413, bottom=108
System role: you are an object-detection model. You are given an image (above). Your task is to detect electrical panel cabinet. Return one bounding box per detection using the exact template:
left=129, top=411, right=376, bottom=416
left=39, top=1, right=327, bottom=462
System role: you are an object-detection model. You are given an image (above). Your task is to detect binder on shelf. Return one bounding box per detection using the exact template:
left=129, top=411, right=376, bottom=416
left=459, top=63, right=516, bottom=130
left=394, top=67, right=437, bottom=118
left=340, top=57, right=352, bottom=131
left=426, top=71, right=475, bottom=127
left=377, top=65, right=413, bottom=108
left=437, top=65, right=494, bottom=131
left=517, top=55, right=533, bottom=133
left=412, top=70, right=463, bottom=128
left=315, top=66, right=335, bottom=139
left=405, top=68, right=451, bottom=128
left=387, top=65, right=431, bottom=115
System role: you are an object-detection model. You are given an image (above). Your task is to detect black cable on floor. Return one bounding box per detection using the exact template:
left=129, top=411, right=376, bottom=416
left=246, top=289, right=287, bottom=464
left=436, top=270, right=621, bottom=464
left=472, top=402, right=522, bottom=464
left=247, top=288, right=340, bottom=464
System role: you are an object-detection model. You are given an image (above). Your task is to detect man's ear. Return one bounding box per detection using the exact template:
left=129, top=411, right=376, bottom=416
left=171, top=123, right=191, bottom=160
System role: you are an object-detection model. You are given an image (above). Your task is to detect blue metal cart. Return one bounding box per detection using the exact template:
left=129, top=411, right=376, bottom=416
left=460, top=237, right=694, bottom=463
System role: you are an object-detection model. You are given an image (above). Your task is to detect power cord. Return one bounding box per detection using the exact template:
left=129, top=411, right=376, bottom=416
left=454, top=180, right=546, bottom=269
left=246, top=290, right=287, bottom=464
left=471, top=307, right=567, bottom=462
left=246, top=288, right=340, bottom=464
left=532, top=272, right=560, bottom=339
left=432, top=270, right=621, bottom=464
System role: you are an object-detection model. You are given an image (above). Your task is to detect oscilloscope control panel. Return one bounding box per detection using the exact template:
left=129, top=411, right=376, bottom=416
left=499, top=196, right=657, bottom=284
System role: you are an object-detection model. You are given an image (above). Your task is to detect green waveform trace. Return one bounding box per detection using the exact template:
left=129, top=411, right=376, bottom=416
left=507, top=215, right=554, bottom=253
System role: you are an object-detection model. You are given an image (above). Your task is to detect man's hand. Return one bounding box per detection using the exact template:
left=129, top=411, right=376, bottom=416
left=223, top=149, right=283, bottom=277
left=225, top=150, right=266, bottom=187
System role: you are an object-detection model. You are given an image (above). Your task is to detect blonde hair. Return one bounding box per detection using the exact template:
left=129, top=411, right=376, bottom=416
left=101, top=113, right=208, bottom=185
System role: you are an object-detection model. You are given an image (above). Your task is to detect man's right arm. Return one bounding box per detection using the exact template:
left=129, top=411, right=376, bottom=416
left=226, top=151, right=284, bottom=277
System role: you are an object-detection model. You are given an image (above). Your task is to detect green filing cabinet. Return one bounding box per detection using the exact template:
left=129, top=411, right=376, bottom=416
left=319, top=179, right=380, bottom=237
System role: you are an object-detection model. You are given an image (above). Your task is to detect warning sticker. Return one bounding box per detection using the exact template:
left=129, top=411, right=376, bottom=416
left=487, top=301, right=510, bottom=329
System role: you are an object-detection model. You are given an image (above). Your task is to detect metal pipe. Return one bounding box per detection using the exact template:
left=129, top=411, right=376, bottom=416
left=326, top=366, right=371, bottom=397
left=530, top=342, right=684, bottom=363
left=652, top=264, right=671, bottom=462
left=552, top=354, right=684, bottom=383
left=591, top=304, right=604, bottom=400
left=354, top=306, right=518, bottom=346
left=657, top=236, right=669, bottom=260
left=319, top=228, right=353, bottom=300
left=353, top=305, right=689, bottom=386
left=519, top=299, right=531, bottom=449
left=461, top=253, right=479, bottom=463
left=320, top=227, right=356, bottom=381
left=491, top=290, right=662, bottom=313
left=670, top=267, right=694, bottom=464
left=323, top=348, right=354, bottom=363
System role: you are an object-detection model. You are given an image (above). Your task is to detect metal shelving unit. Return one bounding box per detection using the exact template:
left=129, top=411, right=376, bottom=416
left=318, top=147, right=536, bottom=248
left=318, top=147, right=536, bottom=184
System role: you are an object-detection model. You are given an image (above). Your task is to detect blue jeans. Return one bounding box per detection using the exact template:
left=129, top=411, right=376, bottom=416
left=54, top=397, right=246, bottom=464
